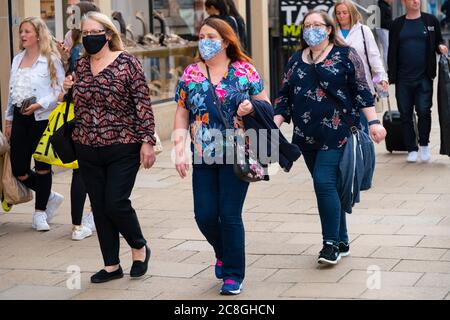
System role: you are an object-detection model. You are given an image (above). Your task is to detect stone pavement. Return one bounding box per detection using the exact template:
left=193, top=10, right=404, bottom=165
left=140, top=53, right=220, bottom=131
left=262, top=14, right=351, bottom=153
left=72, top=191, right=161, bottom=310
left=0, top=94, right=450, bottom=300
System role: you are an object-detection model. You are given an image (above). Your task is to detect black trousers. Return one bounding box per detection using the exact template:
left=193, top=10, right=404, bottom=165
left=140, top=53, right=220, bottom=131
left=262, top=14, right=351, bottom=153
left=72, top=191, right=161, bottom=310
left=71, top=169, right=87, bottom=226
left=10, top=107, right=52, bottom=211
left=75, top=143, right=146, bottom=266
left=395, top=77, right=433, bottom=151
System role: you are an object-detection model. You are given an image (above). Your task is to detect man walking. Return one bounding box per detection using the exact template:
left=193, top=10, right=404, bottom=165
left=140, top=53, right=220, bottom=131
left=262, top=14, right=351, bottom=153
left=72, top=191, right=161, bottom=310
left=388, top=0, right=448, bottom=163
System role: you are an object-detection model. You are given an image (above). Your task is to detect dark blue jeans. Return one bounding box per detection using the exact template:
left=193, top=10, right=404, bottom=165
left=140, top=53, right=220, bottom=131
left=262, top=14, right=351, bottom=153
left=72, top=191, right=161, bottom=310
left=395, top=77, right=433, bottom=152
left=302, top=149, right=348, bottom=245
left=192, top=164, right=249, bottom=282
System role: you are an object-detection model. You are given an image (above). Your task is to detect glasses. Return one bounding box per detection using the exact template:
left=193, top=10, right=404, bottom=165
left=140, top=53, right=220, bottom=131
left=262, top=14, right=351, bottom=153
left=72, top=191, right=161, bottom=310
left=81, top=29, right=105, bottom=37
left=303, top=22, right=328, bottom=29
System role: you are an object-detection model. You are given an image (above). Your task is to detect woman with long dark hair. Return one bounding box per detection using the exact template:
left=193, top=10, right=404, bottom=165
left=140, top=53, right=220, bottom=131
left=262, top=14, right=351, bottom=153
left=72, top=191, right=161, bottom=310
left=224, top=0, right=248, bottom=51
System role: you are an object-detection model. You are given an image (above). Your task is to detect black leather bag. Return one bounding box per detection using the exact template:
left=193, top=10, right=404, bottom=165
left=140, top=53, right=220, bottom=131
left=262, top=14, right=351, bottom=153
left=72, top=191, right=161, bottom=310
left=49, top=89, right=76, bottom=164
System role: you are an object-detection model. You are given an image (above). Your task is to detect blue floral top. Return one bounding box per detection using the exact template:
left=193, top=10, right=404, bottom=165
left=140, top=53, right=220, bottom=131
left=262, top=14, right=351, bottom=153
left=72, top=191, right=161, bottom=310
left=274, top=46, right=374, bottom=151
left=174, top=61, right=264, bottom=160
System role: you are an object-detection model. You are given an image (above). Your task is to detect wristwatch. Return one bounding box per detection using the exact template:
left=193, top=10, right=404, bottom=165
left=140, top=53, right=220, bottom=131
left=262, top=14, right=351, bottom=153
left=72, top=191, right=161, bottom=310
left=368, top=119, right=381, bottom=126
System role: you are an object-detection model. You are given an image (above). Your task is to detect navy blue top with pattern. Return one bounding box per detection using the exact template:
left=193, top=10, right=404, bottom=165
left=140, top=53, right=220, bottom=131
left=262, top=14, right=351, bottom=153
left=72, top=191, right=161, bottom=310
left=274, top=46, right=375, bottom=151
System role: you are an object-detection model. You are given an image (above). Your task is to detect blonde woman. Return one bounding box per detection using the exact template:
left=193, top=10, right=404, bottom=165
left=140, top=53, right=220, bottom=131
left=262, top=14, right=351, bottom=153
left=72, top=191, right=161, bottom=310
left=63, top=12, right=156, bottom=283
left=4, top=17, right=65, bottom=231
left=333, top=0, right=388, bottom=131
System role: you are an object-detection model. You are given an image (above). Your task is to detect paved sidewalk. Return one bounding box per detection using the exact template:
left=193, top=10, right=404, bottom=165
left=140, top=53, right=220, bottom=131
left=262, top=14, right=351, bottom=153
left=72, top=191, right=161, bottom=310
left=1, top=94, right=450, bottom=300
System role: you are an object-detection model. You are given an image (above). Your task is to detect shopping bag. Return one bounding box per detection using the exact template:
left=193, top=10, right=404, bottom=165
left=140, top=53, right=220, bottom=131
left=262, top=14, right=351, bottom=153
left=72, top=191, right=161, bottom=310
left=33, top=100, right=78, bottom=169
left=0, top=131, right=9, bottom=156
left=438, top=55, right=450, bottom=156
left=2, top=151, right=33, bottom=205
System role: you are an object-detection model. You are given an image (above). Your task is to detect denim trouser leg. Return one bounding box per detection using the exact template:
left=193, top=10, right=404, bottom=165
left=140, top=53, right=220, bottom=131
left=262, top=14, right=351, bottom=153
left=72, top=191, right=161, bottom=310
left=193, top=165, right=249, bottom=282
left=302, top=149, right=347, bottom=245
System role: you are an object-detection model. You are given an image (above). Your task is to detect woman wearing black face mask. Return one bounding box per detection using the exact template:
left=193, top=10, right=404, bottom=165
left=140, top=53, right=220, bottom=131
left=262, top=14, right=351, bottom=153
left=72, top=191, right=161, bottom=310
left=63, top=12, right=156, bottom=283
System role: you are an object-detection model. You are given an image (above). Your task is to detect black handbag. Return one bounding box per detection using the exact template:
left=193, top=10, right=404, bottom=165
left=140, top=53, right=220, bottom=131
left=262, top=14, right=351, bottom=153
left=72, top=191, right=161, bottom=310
left=206, top=65, right=266, bottom=183
left=49, top=89, right=76, bottom=164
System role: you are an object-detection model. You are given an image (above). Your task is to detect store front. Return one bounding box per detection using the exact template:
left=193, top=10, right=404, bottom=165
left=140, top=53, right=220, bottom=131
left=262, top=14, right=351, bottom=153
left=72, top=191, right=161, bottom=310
left=0, top=0, right=206, bottom=137
left=1, top=0, right=273, bottom=138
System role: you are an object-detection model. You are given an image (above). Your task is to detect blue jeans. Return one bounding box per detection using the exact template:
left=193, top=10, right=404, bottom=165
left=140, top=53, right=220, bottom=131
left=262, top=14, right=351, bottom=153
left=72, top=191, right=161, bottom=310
left=395, top=77, right=433, bottom=152
left=302, top=149, right=348, bottom=245
left=192, top=164, right=249, bottom=282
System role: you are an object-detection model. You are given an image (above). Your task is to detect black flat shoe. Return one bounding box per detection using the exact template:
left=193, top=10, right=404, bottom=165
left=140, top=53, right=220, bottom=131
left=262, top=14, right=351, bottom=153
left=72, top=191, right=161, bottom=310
left=130, top=245, right=151, bottom=278
left=91, top=266, right=124, bottom=283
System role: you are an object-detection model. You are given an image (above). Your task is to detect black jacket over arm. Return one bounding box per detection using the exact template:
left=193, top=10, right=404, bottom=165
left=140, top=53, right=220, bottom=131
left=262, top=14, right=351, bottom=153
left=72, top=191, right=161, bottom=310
left=388, top=12, right=445, bottom=84
left=243, top=99, right=301, bottom=173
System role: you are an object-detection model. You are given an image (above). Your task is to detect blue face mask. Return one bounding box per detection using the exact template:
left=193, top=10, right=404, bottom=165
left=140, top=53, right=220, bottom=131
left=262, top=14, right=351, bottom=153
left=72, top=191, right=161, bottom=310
left=303, top=27, right=328, bottom=47
left=199, top=39, right=223, bottom=61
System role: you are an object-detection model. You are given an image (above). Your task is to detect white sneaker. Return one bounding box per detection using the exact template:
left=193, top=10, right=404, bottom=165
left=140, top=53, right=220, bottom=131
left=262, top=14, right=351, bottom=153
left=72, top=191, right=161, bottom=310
left=419, top=146, right=431, bottom=162
left=32, top=211, right=50, bottom=231
left=71, top=225, right=92, bottom=241
left=81, top=211, right=96, bottom=232
left=46, top=191, right=64, bottom=222
left=407, top=151, right=418, bottom=163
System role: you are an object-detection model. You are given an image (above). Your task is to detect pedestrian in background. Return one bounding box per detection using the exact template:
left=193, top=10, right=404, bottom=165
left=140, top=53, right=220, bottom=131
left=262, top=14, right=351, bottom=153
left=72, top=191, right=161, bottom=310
left=376, top=0, right=393, bottom=68
left=57, top=1, right=100, bottom=241
left=4, top=17, right=65, bottom=231
left=224, top=0, right=248, bottom=51
left=205, top=0, right=240, bottom=39
left=388, top=0, right=448, bottom=163
left=334, top=0, right=388, bottom=133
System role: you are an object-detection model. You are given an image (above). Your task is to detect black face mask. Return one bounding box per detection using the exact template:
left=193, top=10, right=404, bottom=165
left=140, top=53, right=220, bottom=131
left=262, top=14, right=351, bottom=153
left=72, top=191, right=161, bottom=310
left=82, top=34, right=108, bottom=55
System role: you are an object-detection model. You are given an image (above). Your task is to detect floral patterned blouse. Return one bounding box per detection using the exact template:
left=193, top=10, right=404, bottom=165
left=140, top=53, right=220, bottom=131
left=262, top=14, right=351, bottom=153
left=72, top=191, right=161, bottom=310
left=274, top=46, right=374, bottom=151
left=72, top=51, right=156, bottom=147
left=174, top=60, right=264, bottom=160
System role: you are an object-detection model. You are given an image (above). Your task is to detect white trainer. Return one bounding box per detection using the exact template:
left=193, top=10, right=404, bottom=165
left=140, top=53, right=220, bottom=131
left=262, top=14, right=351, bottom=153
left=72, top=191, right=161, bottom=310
left=81, top=211, right=96, bottom=232
left=32, top=211, right=50, bottom=231
left=71, top=225, right=92, bottom=241
left=46, top=191, right=64, bottom=222
left=419, top=146, right=431, bottom=162
left=407, top=151, right=418, bottom=163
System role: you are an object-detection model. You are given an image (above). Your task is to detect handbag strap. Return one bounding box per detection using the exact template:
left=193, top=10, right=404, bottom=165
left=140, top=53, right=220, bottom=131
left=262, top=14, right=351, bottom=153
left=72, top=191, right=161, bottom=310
left=360, top=26, right=374, bottom=79
left=206, top=64, right=233, bottom=130
left=63, top=88, right=73, bottom=124
left=308, top=50, right=358, bottom=135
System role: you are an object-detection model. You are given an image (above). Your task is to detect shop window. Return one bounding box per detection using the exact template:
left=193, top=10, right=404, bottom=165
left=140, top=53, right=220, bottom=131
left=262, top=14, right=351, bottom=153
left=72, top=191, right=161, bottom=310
left=110, top=0, right=205, bottom=104
left=41, top=0, right=56, bottom=35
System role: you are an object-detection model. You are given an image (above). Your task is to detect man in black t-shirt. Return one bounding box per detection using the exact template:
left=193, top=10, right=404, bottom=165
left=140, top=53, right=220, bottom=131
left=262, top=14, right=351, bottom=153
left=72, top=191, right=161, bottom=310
left=388, top=0, right=448, bottom=163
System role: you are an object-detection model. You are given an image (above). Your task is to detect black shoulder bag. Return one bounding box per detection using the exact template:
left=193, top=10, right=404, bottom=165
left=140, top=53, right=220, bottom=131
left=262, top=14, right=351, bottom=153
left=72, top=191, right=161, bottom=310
left=49, top=88, right=77, bottom=164
left=361, top=26, right=374, bottom=79
left=206, top=65, right=266, bottom=183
